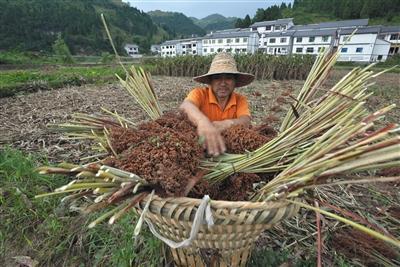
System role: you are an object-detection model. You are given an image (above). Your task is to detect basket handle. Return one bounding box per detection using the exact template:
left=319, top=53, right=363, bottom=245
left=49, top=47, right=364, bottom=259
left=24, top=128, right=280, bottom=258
left=145, top=195, right=214, bottom=248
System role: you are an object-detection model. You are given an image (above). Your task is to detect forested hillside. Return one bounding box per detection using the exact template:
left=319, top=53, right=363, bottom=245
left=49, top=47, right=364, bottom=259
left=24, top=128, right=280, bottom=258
left=191, top=14, right=238, bottom=32
left=148, top=10, right=206, bottom=38
left=235, top=0, right=400, bottom=27
left=0, top=0, right=164, bottom=54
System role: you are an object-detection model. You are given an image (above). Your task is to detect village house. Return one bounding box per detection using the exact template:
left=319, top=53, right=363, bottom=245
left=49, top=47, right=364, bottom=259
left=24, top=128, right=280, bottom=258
left=201, top=28, right=259, bottom=56
left=338, top=26, right=390, bottom=62
left=124, top=44, right=140, bottom=57
left=378, top=26, right=400, bottom=56
left=250, top=18, right=294, bottom=52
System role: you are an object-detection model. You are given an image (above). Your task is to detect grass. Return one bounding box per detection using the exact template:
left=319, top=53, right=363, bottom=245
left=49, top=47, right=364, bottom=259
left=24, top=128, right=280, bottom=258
left=0, top=147, right=163, bottom=266
left=0, top=66, right=128, bottom=98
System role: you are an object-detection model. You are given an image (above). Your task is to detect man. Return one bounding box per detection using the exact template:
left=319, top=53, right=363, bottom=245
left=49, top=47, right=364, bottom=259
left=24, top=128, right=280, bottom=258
left=180, top=52, right=255, bottom=156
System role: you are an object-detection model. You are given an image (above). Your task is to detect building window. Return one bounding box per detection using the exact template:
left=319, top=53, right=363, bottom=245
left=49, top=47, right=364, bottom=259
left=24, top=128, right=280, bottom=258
left=235, top=48, right=240, bottom=53
left=204, top=48, right=207, bottom=53
left=226, top=48, right=232, bottom=52
left=217, top=48, right=223, bottom=52
left=309, top=37, right=315, bottom=42
left=243, top=38, right=248, bottom=43
left=281, top=48, right=287, bottom=52
left=356, top=47, right=363, bottom=53
left=193, top=44, right=196, bottom=47
left=269, top=38, right=276, bottom=43
left=188, top=44, right=192, bottom=48
left=322, top=36, right=329, bottom=42
left=227, top=39, right=232, bottom=43
left=275, top=26, right=281, bottom=31
left=182, top=51, right=186, bottom=54
left=212, top=39, right=216, bottom=44
left=296, top=47, right=302, bottom=53
left=235, top=38, right=240, bottom=43
left=266, top=26, right=272, bottom=31
left=377, top=55, right=383, bottom=60
left=182, top=45, right=185, bottom=48
left=390, top=34, right=399, bottom=40
left=193, top=50, right=197, bottom=54
left=242, top=48, right=247, bottom=52
left=162, top=46, right=165, bottom=49
left=203, top=40, right=208, bottom=44
left=264, top=42, right=267, bottom=46
left=280, top=38, right=287, bottom=43
left=306, top=47, right=314, bottom=53
left=296, top=37, right=302, bottom=43
left=218, top=39, right=223, bottom=43
left=341, top=47, right=348, bottom=53
left=210, top=48, right=214, bottom=52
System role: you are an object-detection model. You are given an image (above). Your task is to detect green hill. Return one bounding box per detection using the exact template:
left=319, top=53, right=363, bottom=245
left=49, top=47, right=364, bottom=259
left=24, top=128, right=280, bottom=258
left=148, top=10, right=206, bottom=38
left=235, top=0, right=400, bottom=27
left=192, top=14, right=238, bottom=32
left=0, top=0, right=167, bottom=54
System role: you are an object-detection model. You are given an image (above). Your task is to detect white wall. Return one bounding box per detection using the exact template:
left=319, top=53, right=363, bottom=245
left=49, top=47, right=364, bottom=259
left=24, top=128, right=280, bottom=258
left=202, top=36, right=251, bottom=55
left=371, top=39, right=391, bottom=62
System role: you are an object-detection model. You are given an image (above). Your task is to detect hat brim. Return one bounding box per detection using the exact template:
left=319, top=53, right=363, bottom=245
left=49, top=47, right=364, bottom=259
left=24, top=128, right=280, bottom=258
left=193, top=72, right=255, bottom=88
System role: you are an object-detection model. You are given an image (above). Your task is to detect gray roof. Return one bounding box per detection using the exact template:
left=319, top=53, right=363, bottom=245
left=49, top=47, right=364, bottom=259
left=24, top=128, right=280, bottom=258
left=290, top=19, right=369, bottom=31
left=162, top=37, right=202, bottom=45
left=125, top=44, right=138, bottom=48
left=339, top=26, right=382, bottom=35
left=266, top=30, right=296, bottom=37
left=294, top=29, right=337, bottom=37
left=380, top=26, right=400, bottom=33
left=162, top=40, right=180, bottom=45
left=206, top=30, right=255, bottom=39
left=250, top=18, right=293, bottom=27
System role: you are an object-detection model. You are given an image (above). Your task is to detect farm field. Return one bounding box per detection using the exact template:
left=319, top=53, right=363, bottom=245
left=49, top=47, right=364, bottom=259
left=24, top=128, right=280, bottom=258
left=1, top=69, right=399, bottom=266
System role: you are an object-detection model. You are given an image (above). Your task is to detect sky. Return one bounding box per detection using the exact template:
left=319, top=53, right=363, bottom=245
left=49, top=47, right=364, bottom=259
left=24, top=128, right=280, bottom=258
left=123, top=0, right=293, bottom=19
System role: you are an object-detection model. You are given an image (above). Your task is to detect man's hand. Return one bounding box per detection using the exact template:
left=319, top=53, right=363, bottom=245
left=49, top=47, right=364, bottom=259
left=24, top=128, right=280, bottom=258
left=212, top=120, right=234, bottom=131
left=198, top=119, right=226, bottom=156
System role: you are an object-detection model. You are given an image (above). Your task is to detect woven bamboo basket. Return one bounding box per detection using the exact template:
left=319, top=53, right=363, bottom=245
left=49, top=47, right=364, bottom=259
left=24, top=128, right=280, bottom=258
left=137, top=196, right=299, bottom=267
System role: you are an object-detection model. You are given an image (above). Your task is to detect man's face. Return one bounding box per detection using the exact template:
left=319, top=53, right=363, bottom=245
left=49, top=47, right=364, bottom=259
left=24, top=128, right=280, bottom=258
left=210, top=74, right=236, bottom=99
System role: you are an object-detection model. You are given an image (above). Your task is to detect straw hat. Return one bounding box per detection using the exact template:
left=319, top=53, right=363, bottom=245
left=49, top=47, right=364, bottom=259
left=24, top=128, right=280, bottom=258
left=193, top=52, right=255, bottom=87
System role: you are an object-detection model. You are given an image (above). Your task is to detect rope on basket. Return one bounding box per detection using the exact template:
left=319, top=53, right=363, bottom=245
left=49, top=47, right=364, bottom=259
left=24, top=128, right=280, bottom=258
left=145, top=195, right=214, bottom=249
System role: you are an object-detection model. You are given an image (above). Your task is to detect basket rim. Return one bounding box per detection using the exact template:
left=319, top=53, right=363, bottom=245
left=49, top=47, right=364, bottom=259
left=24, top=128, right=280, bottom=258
left=140, top=194, right=293, bottom=211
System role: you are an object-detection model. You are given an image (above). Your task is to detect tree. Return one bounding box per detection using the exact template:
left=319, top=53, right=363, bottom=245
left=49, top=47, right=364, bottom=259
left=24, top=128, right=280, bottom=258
left=243, top=15, right=252, bottom=27
left=52, top=33, right=74, bottom=63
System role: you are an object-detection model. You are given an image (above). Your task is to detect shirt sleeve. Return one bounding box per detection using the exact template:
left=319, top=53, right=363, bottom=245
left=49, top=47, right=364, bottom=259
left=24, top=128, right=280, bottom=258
left=236, top=95, right=251, bottom=117
left=185, top=88, right=204, bottom=108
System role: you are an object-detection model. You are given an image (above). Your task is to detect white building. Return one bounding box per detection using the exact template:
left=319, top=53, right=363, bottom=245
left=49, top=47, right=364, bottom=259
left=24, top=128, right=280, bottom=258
left=250, top=18, right=294, bottom=51
left=124, top=44, right=140, bottom=57
left=264, top=30, right=295, bottom=55
left=379, top=26, right=400, bottom=56
left=202, top=28, right=259, bottom=56
left=150, top=44, right=161, bottom=55
left=160, top=40, right=178, bottom=57
left=292, top=29, right=336, bottom=55
left=338, top=26, right=390, bottom=62
left=175, top=38, right=202, bottom=56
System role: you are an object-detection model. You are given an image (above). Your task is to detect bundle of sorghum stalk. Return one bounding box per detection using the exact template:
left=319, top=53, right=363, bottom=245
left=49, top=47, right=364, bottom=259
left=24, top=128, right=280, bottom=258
left=39, top=110, right=276, bottom=202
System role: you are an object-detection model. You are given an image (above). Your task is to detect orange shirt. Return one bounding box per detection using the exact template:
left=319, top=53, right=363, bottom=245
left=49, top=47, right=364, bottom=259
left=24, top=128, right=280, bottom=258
left=185, top=87, right=250, bottom=122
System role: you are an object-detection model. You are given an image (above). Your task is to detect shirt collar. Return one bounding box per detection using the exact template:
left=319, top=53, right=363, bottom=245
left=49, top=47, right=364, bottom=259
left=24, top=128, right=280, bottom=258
left=207, top=87, right=237, bottom=109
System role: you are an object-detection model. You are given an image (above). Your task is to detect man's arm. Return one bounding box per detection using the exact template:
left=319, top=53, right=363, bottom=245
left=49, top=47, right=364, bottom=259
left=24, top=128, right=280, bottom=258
left=180, top=100, right=226, bottom=156
left=212, top=116, right=251, bottom=131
